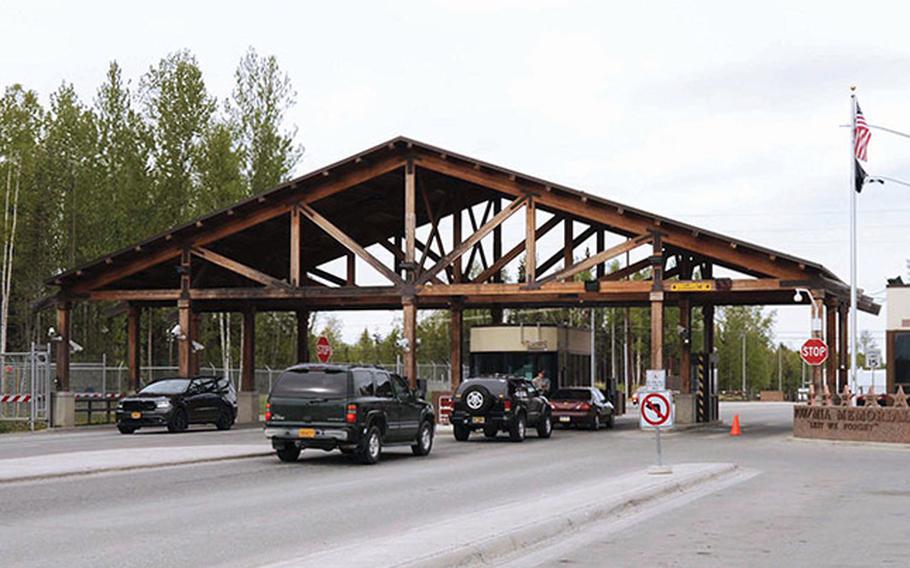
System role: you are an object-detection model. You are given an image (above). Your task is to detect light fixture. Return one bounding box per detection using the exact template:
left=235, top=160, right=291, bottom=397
left=793, top=288, right=810, bottom=303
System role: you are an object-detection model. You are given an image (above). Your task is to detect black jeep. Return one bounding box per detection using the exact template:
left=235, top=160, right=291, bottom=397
left=451, top=377, right=553, bottom=442
left=116, top=376, right=237, bottom=434
left=264, top=364, right=436, bottom=465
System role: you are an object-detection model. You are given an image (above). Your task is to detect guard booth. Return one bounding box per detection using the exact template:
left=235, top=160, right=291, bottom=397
left=469, top=324, right=592, bottom=391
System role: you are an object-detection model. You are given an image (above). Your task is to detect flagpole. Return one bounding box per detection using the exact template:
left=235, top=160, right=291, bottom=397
left=849, top=86, right=858, bottom=392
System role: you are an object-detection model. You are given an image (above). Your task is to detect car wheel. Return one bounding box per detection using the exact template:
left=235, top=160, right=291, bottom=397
left=276, top=445, right=301, bottom=463
left=117, top=424, right=136, bottom=435
left=411, top=421, right=434, bottom=456
left=606, top=412, right=615, bottom=429
left=462, top=385, right=494, bottom=414
left=453, top=424, right=471, bottom=441
left=590, top=413, right=601, bottom=431
left=509, top=414, right=526, bottom=442
left=358, top=425, right=382, bottom=465
left=167, top=409, right=188, bottom=433
left=215, top=409, right=233, bottom=431
left=483, top=425, right=498, bottom=438
left=537, top=413, right=553, bottom=438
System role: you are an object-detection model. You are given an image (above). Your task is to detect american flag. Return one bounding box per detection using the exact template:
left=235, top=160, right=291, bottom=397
left=854, top=102, right=871, bottom=162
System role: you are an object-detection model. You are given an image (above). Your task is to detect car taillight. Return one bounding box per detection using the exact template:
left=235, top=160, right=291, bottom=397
left=265, top=402, right=271, bottom=422
left=345, top=403, right=357, bottom=423
left=580, top=402, right=591, bottom=411
left=503, top=400, right=511, bottom=412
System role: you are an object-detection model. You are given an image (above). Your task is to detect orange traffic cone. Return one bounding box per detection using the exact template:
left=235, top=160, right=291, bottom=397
left=730, top=414, right=742, bottom=437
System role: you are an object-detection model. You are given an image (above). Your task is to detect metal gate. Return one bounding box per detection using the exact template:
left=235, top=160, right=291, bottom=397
left=0, top=343, right=51, bottom=430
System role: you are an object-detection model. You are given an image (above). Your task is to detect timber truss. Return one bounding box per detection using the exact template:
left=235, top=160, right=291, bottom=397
left=46, top=136, right=880, bottom=392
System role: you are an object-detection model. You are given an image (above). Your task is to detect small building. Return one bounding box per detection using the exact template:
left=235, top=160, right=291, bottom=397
left=886, top=281, right=910, bottom=391
left=469, top=324, right=592, bottom=390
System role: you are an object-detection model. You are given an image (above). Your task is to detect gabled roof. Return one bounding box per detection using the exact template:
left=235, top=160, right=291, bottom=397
left=49, top=135, right=843, bottom=291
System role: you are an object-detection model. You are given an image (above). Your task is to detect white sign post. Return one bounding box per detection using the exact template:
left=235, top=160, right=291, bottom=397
left=640, top=389, right=673, bottom=475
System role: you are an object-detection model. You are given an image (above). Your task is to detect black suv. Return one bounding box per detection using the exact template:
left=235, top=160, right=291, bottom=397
left=264, top=364, right=436, bottom=465
left=116, top=376, right=237, bottom=434
left=451, top=377, right=553, bottom=442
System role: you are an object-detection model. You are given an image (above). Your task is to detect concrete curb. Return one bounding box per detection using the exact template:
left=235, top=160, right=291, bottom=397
left=0, top=447, right=272, bottom=484
left=408, top=463, right=737, bottom=568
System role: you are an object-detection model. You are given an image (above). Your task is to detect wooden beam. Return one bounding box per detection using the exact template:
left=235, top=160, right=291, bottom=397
left=473, top=214, right=560, bottom=284
left=601, top=257, right=650, bottom=281
left=191, top=246, right=288, bottom=288
left=452, top=204, right=463, bottom=283
left=403, top=300, right=417, bottom=389
left=89, top=289, right=182, bottom=302
left=564, top=217, right=574, bottom=269
left=451, top=307, right=463, bottom=391
left=416, top=195, right=527, bottom=285
left=651, top=294, right=664, bottom=370
left=178, top=299, right=192, bottom=378
left=56, top=301, right=71, bottom=391
left=299, top=204, right=404, bottom=286
left=535, top=226, right=599, bottom=278
left=492, top=199, right=502, bottom=283
left=596, top=230, right=606, bottom=279
left=526, top=198, right=536, bottom=283
left=307, top=267, right=346, bottom=287
left=538, top=233, right=651, bottom=286
left=346, top=252, right=356, bottom=286
left=464, top=201, right=493, bottom=277
left=290, top=207, right=301, bottom=286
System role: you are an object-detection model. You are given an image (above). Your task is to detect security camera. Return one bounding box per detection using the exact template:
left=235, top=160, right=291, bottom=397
left=170, top=324, right=185, bottom=340
left=69, top=339, right=83, bottom=353
left=191, top=340, right=205, bottom=353
left=48, top=327, right=56, bottom=337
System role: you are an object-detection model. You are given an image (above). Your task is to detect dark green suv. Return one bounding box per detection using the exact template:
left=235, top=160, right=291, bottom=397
left=264, top=364, right=435, bottom=465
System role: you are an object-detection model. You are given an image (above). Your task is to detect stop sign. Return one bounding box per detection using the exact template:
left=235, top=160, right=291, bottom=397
left=315, top=335, right=333, bottom=363
left=800, top=338, right=828, bottom=366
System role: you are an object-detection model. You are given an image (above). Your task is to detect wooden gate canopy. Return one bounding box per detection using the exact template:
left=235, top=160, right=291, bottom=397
left=44, top=135, right=880, bottom=392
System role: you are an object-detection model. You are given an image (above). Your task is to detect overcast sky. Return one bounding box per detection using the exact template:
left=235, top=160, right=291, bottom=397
left=3, top=1, right=908, bottom=349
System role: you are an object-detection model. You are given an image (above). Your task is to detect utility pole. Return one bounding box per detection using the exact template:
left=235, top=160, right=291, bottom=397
left=741, top=332, right=747, bottom=398
left=778, top=344, right=783, bottom=391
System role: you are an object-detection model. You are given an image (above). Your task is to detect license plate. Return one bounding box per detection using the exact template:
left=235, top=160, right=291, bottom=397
left=131, top=411, right=141, bottom=419
left=298, top=428, right=316, bottom=438
left=559, top=416, right=570, bottom=423
left=471, top=416, right=485, bottom=424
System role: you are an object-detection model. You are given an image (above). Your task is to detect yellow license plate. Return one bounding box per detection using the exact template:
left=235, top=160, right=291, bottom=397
left=131, top=411, right=141, bottom=419
left=471, top=416, right=485, bottom=424
left=298, top=428, right=316, bottom=438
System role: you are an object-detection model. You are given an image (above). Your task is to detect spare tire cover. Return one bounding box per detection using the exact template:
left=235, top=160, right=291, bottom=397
left=462, top=385, right=493, bottom=414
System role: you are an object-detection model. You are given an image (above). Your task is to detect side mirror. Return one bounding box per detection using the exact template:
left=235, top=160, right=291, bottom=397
left=415, top=379, right=428, bottom=400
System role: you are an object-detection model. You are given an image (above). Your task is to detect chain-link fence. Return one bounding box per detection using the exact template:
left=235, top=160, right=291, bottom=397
left=61, top=359, right=468, bottom=395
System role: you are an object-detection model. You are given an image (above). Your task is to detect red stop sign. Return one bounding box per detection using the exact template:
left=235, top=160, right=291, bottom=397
left=800, top=338, right=828, bottom=366
left=315, top=335, right=333, bottom=363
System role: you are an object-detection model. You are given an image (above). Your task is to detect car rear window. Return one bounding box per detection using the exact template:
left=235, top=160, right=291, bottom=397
left=272, top=369, right=349, bottom=398
left=551, top=389, right=591, bottom=401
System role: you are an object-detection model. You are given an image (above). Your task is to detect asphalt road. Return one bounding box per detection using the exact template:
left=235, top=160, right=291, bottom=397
left=1, top=403, right=908, bottom=567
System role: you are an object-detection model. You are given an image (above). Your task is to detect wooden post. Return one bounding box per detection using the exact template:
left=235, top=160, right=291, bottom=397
left=290, top=206, right=301, bottom=286
left=525, top=198, right=536, bottom=282
left=450, top=306, right=463, bottom=391
left=242, top=308, right=255, bottom=391
left=650, top=235, right=664, bottom=370
left=404, top=160, right=416, bottom=272
left=346, top=252, right=356, bottom=286
left=492, top=198, right=502, bottom=283
left=177, top=300, right=192, bottom=377
left=563, top=216, right=573, bottom=269
left=296, top=309, right=310, bottom=362
left=680, top=297, right=691, bottom=392
left=127, top=303, right=140, bottom=392
left=56, top=301, right=71, bottom=391
left=596, top=229, right=606, bottom=279
left=403, top=300, right=418, bottom=389
left=825, top=299, right=838, bottom=394
left=452, top=204, right=463, bottom=283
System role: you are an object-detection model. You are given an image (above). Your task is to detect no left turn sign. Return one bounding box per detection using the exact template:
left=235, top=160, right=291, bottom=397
left=640, top=391, right=673, bottom=429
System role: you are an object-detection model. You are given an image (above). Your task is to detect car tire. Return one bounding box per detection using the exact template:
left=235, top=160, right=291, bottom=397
left=590, top=413, right=601, bottom=431
left=215, top=409, right=233, bottom=431
left=453, top=424, right=471, bottom=441
left=167, top=409, right=188, bottom=433
left=509, top=413, right=526, bottom=442
left=117, top=424, right=136, bottom=435
left=537, top=412, right=553, bottom=438
left=276, top=445, right=301, bottom=463
left=483, top=425, right=498, bottom=438
left=461, top=385, right=494, bottom=415
left=358, top=425, right=382, bottom=465
left=606, top=412, right=615, bottom=429
left=411, top=421, right=434, bottom=456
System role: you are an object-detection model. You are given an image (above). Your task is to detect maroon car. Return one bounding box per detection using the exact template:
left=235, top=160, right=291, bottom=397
left=549, top=387, right=614, bottom=430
